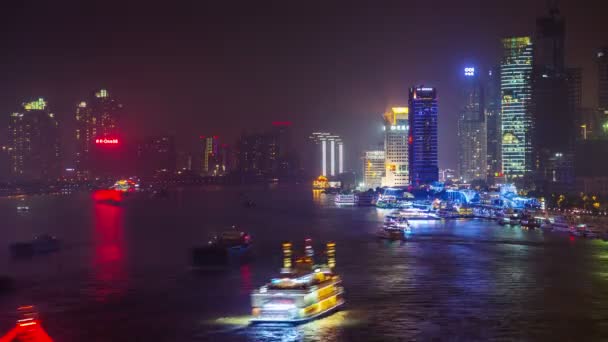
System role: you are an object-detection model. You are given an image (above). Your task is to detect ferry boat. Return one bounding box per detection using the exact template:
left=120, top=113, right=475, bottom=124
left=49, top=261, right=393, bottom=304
left=335, top=194, right=356, bottom=205
left=250, top=240, right=344, bottom=324
left=397, top=208, right=440, bottom=220
left=192, top=228, right=252, bottom=268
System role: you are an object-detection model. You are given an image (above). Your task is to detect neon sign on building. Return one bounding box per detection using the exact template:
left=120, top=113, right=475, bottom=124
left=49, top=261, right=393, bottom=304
left=95, top=138, right=119, bottom=144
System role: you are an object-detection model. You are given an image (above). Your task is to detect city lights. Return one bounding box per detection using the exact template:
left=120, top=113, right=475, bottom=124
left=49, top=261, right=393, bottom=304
left=464, top=67, right=475, bottom=76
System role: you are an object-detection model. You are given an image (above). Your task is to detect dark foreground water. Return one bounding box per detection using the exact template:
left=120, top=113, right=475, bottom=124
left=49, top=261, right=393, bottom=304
left=1, top=185, right=608, bottom=341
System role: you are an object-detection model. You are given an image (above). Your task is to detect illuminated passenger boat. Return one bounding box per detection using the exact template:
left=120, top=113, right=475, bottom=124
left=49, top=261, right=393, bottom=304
left=335, top=194, right=356, bottom=205
left=250, top=240, right=344, bottom=324
left=397, top=208, right=440, bottom=220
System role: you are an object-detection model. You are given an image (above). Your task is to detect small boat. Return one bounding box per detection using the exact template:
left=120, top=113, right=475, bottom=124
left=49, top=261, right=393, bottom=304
left=377, top=224, right=410, bottom=240
left=250, top=240, right=344, bottom=324
left=192, top=228, right=252, bottom=269
left=9, top=235, right=61, bottom=258
left=335, top=194, right=356, bottom=205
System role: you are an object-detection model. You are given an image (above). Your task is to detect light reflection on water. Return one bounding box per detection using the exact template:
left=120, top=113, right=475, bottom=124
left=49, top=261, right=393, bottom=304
left=2, top=186, right=608, bottom=341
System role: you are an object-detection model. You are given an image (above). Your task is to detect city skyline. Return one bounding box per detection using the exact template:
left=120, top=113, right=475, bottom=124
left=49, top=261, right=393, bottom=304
left=0, top=1, right=607, bottom=172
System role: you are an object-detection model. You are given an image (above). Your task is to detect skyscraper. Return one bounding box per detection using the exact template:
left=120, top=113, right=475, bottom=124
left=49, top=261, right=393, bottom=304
left=501, top=37, right=533, bottom=180
left=532, top=6, right=576, bottom=193
left=9, top=98, right=60, bottom=180
left=485, top=66, right=502, bottom=182
left=597, top=47, right=608, bottom=113
left=408, top=87, right=439, bottom=185
left=458, top=67, right=487, bottom=182
left=136, top=136, right=176, bottom=178
left=308, top=132, right=343, bottom=177
left=382, top=107, right=409, bottom=187
left=363, top=150, right=385, bottom=189
left=74, top=88, right=123, bottom=178
left=201, top=136, right=218, bottom=175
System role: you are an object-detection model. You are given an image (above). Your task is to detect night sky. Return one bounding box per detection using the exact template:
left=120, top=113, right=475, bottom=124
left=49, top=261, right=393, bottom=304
left=1, top=0, right=606, bottom=171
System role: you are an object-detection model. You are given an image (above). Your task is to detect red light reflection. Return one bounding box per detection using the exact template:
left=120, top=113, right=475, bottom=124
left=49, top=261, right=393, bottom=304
left=92, top=189, right=122, bottom=202
left=240, top=264, right=252, bottom=295
left=91, top=202, right=128, bottom=302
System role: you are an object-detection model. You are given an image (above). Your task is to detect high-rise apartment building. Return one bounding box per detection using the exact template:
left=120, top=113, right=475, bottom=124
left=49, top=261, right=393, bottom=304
left=201, top=136, right=218, bottom=175
left=501, top=37, right=533, bottom=180
left=408, top=87, right=439, bottom=185
left=363, top=150, right=385, bottom=189
left=9, top=98, right=60, bottom=180
left=74, top=88, right=123, bottom=177
left=458, top=67, right=487, bottom=182
left=382, top=107, right=409, bottom=187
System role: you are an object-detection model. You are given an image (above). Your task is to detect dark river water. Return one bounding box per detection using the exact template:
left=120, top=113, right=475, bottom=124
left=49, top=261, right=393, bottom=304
left=1, top=185, right=608, bottom=341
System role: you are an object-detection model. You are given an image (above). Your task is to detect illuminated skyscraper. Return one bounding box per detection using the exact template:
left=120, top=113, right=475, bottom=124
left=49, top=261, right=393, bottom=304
left=458, top=67, right=487, bottom=182
left=500, top=37, right=533, bottom=180
left=409, top=87, right=438, bottom=185
left=485, top=66, right=502, bottom=182
left=381, top=107, right=409, bottom=187
left=308, top=132, right=343, bottom=177
left=201, top=136, right=218, bottom=175
left=74, top=88, right=123, bottom=177
left=9, top=98, right=60, bottom=180
left=363, top=150, right=385, bottom=189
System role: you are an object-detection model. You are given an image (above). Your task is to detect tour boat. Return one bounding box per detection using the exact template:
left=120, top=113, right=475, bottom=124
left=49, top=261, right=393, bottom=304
left=335, top=194, right=356, bottom=205
left=250, top=240, right=344, bottom=324
left=397, top=208, right=440, bottom=220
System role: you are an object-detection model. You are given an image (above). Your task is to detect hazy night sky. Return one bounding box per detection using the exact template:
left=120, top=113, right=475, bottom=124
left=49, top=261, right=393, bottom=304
left=0, top=0, right=606, bottom=171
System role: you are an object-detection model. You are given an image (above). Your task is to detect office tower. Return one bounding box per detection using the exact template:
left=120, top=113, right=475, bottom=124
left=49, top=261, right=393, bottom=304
left=363, top=151, right=385, bottom=189
left=532, top=6, right=577, bottom=193
left=201, top=136, right=218, bottom=175
left=9, top=98, right=60, bottom=180
left=485, top=66, right=502, bottom=182
left=458, top=67, right=487, bottom=182
left=74, top=88, right=123, bottom=178
left=308, top=132, right=343, bottom=177
left=136, top=136, right=176, bottom=178
left=381, top=107, right=409, bottom=187
left=408, top=87, right=439, bottom=185
left=501, top=37, right=533, bottom=180
left=598, top=47, right=608, bottom=113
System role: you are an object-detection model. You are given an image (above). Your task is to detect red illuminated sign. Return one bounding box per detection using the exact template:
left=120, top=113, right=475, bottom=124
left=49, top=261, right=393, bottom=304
left=95, top=138, right=119, bottom=145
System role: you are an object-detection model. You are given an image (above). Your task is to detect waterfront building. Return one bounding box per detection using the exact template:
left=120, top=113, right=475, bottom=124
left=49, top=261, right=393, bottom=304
left=136, top=136, right=176, bottom=178
left=363, top=150, right=385, bottom=189
left=382, top=107, right=409, bottom=187
left=8, top=98, right=60, bottom=181
left=308, top=132, right=343, bottom=177
left=458, top=67, right=487, bottom=182
left=500, top=36, right=533, bottom=180
left=485, top=66, right=502, bottom=183
left=74, top=88, right=123, bottom=178
left=201, top=135, right=219, bottom=176
left=408, top=87, right=439, bottom=185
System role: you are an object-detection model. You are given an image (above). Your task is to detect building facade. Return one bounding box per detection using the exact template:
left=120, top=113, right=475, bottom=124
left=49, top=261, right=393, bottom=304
left=382, top=107, right=409, bottom=187
left=458, top=67, right=487, bottom=182
left=309, top=132, right=343, bottom=177
left=363, top=150, right=385, bottom=189
left=408, top=87, right=439, bottom=185
left=500, top=36, right=533, bottom=180
left=136, top=136, right=176, bottom=178
left=74, top=88, right=123, bottom=178
left=201, top=136, right=219, bottom=176
left=485, top=66, right=503, bottom=182
left=9, top=98, right=60, bottom=181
